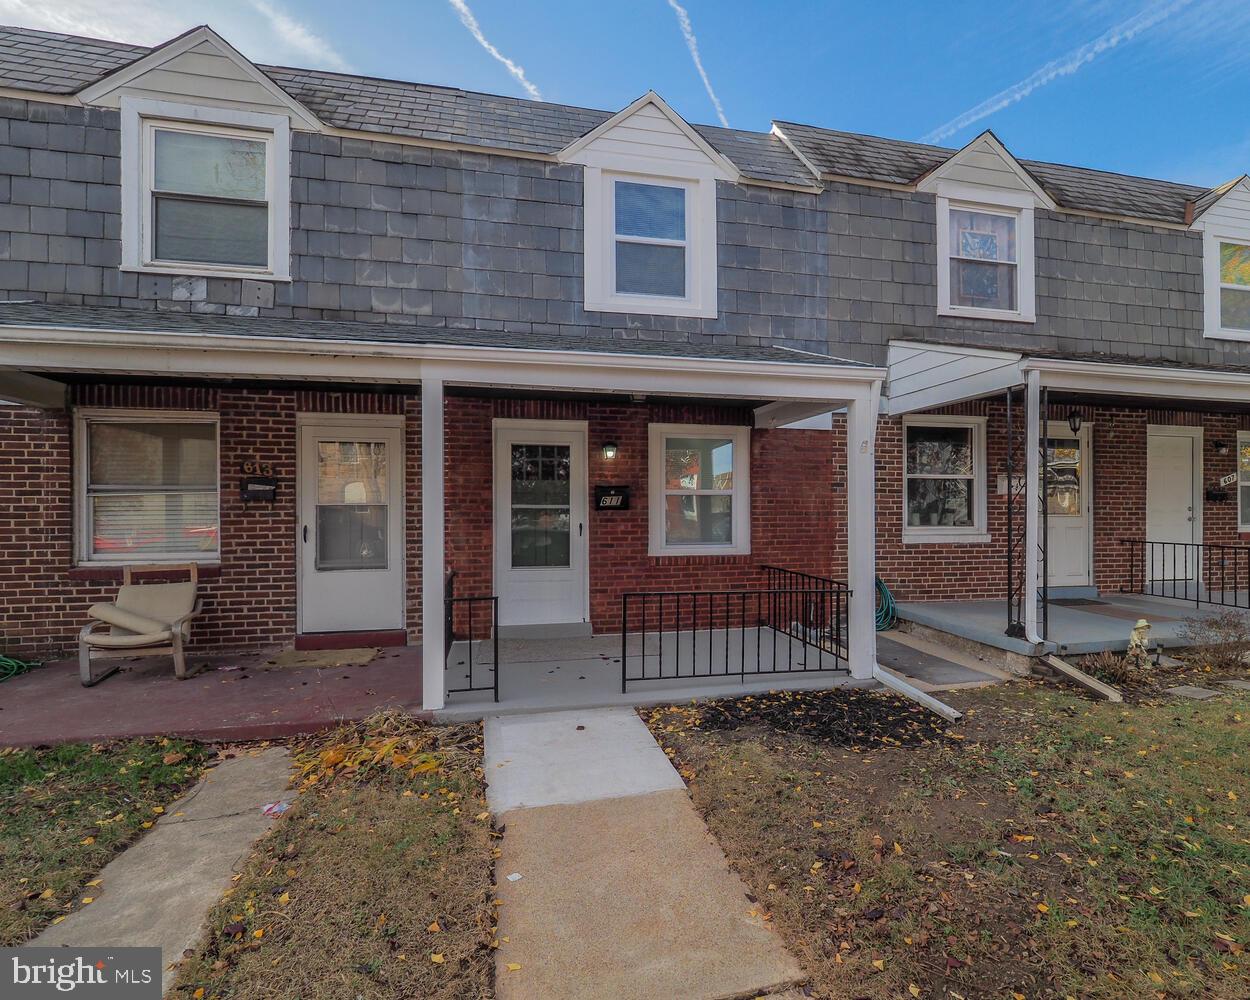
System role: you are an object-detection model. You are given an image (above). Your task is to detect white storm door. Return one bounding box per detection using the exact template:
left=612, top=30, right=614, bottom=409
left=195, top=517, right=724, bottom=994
left=1044, top=424, right=1092, bottom=587
left=493, top=422, right=588, bottom=628
left=1145, top=428, right=1200, bottom=582
left=298, top=418, right=404, bottom=632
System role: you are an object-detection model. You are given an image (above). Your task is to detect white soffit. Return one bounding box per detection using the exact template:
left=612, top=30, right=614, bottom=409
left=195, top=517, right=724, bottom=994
left=886, top=341, right=1022, bottom=414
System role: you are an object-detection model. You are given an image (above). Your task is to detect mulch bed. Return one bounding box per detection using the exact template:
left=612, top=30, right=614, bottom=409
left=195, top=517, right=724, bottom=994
left=650, top=687, right=952, bottom=749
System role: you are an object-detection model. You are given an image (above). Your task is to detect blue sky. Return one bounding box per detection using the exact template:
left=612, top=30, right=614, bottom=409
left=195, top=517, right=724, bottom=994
left=9, top=0, right=1250, bottom=187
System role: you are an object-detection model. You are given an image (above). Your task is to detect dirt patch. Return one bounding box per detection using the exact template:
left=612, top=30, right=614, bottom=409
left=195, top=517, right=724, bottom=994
left=264, top=647, right=380, bottom=670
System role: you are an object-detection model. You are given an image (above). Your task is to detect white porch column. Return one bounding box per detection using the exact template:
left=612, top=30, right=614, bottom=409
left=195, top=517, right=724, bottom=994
left=421, top=375, right=446, bottom=711
left=1023, top=368, right=1043, bottom=644
left=845, top=381, right=881, bottom=680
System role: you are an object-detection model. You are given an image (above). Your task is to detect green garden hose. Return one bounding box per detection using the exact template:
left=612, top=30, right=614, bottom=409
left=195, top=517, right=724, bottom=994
left=0, top=654, right=38, bottom=682
left=875, top=577, right=897, bottom=632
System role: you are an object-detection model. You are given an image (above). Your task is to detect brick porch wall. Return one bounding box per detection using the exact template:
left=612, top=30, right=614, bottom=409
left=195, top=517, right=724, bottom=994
left=0, top=386, right=420, bottom=658
left=875, top=401, right=1250, bottom=602
left=442, top=394, right=848, bottom=634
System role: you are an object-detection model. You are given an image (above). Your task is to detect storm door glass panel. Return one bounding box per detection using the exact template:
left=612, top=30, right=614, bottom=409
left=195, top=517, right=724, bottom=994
left=315, top=440, right=388, bottom=570
left=905, top=425, right=975, bottom=528
left=949, top=207, right=1017, bottom=311
left=662, top=436, right=734, bottom=545
left=510, top=444, right=571, bottom=568
left=1240, top=438, right=1250, bottom=529
left=1045, top=439, right=1082, bottom=516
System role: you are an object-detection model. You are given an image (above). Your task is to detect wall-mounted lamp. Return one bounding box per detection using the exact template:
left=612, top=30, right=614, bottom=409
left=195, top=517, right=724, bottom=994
left=601, top=441, right=619, bottom=461
left=1066, top=409, right=1082, bottom=435
left=1215, top=440, right=1230, bottom=456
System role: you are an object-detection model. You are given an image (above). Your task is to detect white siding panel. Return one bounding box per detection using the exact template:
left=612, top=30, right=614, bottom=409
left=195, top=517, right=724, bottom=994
left=886, top=345, right=1022, bottom=414
left=577, top=101, right=714, bottom=171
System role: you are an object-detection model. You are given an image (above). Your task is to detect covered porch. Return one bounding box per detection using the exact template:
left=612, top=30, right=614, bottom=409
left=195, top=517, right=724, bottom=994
left=887, top=340, right=1250, bottom=656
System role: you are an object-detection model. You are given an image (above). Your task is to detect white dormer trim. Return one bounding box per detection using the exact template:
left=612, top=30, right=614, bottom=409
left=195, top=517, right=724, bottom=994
left=1190, top=176, right=1250, bottom=342
left=557, top=91, right=739, bottom=182
left=917, top=130, right=1056, bottom=210
left=78, top=25, right=322, bottom=132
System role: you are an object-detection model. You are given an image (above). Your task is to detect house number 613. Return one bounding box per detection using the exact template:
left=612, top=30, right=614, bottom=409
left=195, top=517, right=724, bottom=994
left=242, top=461, right=274, bottom=476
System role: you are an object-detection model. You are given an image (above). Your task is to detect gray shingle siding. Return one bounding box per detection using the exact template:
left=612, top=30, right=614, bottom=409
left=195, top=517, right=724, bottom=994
left=0, top=94, right=1243, bottom=369
left=0, top=97, right=832, bottom=355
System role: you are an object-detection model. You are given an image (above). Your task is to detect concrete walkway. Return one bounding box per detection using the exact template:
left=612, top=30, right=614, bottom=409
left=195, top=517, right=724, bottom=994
left=486, top=708, right=804, bottom=1000
left=36, top=748, right=293, bottom=995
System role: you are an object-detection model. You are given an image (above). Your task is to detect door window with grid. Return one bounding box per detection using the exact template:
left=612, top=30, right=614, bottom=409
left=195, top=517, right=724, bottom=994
left=510, top=444, right=572, bottom=568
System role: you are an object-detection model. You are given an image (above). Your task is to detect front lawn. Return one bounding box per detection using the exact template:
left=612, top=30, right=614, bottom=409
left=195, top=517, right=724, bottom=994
left=645, top=684, right=1250, bottom=999
left=0, top=737, right=210, bottom=944
left=173, top=714, right=495, bottom=1000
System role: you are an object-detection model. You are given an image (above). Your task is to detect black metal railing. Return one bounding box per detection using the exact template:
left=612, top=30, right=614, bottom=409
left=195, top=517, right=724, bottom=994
left=444, top=574, right=500, bottom=702
left=1119, top=538, right=1250, bottom=610
left=620, top=567, right=849, bottom=693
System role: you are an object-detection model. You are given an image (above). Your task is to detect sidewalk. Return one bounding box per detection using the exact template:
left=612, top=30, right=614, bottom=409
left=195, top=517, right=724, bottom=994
left=485, top=707, right=804, bottom=1000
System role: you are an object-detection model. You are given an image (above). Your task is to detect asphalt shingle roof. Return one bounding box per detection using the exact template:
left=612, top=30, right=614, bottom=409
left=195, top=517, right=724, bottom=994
left=0, top=301, right=869, bottom=367
left=0, top=24, right=1228, bottom=222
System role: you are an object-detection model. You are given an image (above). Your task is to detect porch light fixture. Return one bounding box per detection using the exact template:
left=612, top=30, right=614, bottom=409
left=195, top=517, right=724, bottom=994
left=602, top=441, right=619, bottom=461
left=1215, top=440, right=1230, bottom=456
left=1066, top=410, right=1082, bottom=435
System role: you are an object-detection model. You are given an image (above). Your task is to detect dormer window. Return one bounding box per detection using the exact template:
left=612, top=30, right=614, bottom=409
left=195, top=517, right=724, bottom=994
left=614, top=180, right=687, bottom=298
left=935, top=188, right=1036, bottom=323
left=149, top=124, right=269, bottom=268
left=120, top=98, right=291, bottom=281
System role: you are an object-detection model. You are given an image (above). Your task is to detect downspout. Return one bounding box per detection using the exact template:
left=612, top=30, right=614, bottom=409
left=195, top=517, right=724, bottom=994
left=872, top=664, right=963, bottom=722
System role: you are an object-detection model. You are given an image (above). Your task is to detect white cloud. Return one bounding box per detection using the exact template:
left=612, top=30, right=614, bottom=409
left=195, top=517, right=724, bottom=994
left=923, top=0, right=1194, bottom=144
left=0, top=0, right=349, bottom=70
left=666, top=0, right=728, bottom=128
left=446, top=0, right=541, bottom=100
left=245, top=0, right=350, bottom=72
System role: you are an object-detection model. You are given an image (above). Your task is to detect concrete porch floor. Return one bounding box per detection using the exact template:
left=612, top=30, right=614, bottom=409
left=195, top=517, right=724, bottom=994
left=0, top=646, right=425, bottom=747
left=897, top=591, right=1234, bottom=657
left=440, top=630, right=867, bottom=721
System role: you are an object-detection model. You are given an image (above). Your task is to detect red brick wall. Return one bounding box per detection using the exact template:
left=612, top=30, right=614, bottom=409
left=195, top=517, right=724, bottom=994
left=443, top=395, right=847, bottom=634
left=0, top=386, right=420, bottom=658
left=876, top=402, right=1250, bottom=602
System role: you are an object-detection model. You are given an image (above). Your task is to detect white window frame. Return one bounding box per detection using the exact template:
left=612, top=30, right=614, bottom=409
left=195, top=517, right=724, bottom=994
left=1238, top=430, right=1250, bottom=532
left=936, top=184, right=1035, bottom=323
left=120, top=96, right=290, bottom=281
left=584, top=166, right=718, bottom=319
left=74, top=408, right=222, bottom=565
left=901, top=414, right=989, bottom=544
left=648, top=423, right=750, bottom=556
left=1201, top=230, right=1250, bottom=342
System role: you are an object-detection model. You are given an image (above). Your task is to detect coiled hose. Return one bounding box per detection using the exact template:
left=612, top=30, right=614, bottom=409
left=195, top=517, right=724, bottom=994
left=875, top=577, right=897, bottom=631
left=0, top=654, right=38, bottom=682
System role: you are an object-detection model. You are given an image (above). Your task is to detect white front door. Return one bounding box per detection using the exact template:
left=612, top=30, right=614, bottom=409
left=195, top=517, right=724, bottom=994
left=1145, top=426, right=1201, bottom=581
left=493, top=421, right=588, bottom=629
left=1044, top=423, right=1092, bottom=587
left=297, top=417, right=405, bottom=633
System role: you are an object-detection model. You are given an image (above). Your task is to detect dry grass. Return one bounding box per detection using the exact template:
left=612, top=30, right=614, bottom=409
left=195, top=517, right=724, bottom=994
left=172, top=714, right=496, bottom=1000
left=646, top=684, right=1250, bottom=999
left=0, top=737, right=209, bottom=944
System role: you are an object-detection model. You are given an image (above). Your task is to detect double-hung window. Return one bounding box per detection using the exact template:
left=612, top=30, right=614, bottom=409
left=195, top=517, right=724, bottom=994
left=148, top=123, right=270, bottom=268
left=582, top=169, right=718, bottom=318
left=121, top=98, right=291, bottom=280
left=648, top=424, right=750, bottom=555
left=614, top=180, right=687, bottom=299
left=936, top=191, right=1036, bottom=322
left=1208, top=238, right=1250, bottom=337
left=76, top=411, right=220, bottom=563
left=902, top=416, right=987, bottom=543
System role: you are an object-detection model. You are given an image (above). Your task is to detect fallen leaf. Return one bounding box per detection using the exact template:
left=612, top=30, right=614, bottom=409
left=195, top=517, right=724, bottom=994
left=1037, top=903, right=1049, bottom=913
left=909, top=986, right=921, bottom=998
left=80, top=837, right=95, bottom=846
left=505, top=963, right=522, bottom=972
left=430, top=954, right=444, bottom=964
left=872, top=958, right=885, bottom=971
left=427, top=920, right=441, bottom=933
